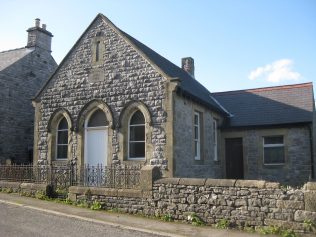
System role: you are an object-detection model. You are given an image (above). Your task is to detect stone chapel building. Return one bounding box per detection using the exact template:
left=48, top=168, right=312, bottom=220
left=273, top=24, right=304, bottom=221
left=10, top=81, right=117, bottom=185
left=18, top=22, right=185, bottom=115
left=0, top=19, right=57, bottom=164
left=32, top=14, right=315, bottom=185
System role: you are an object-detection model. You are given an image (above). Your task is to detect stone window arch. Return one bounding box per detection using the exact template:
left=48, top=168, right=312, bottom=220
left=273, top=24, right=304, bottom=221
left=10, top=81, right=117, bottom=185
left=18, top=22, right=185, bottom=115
left=47, top=109, right=73, bottom=163
left=118, top=101, right=153, bottom=164
left=76, top=100, right=113, bottom=166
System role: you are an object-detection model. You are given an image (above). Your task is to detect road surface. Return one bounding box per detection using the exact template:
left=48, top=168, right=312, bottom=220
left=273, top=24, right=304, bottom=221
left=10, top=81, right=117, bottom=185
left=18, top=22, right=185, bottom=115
left=0, top=202, right=166, bottom=237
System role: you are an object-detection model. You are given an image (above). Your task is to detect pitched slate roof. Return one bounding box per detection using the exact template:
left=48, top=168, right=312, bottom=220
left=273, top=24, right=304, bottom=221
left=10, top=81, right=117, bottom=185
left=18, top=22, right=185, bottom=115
left=0, top=47, right=33, bottom=72
left=213, top=82, right=315, bottom=128
left=118, top=28, right=229, bottom=116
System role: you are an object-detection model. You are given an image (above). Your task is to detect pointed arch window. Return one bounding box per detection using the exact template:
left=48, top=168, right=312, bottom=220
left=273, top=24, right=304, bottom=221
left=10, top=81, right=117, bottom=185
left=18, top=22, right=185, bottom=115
left=128, top=110, right=145, bottom=160
left=87, top=109, right=108, bottom=128
left=56, top=117, right=68, bottom=160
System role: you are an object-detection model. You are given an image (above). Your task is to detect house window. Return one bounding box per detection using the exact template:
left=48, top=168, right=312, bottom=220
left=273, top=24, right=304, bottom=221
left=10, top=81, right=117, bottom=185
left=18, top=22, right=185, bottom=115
left=129, top=110, right=145, bottom=160
left=56, top=117, right=68, bottom=160
left=95, top=41, right=100, bottom=62
left=194, top=112, right=201, bottom=160
left=213, top=119, right=218, bottom=161
left=263, top=136, right=285, bottom=165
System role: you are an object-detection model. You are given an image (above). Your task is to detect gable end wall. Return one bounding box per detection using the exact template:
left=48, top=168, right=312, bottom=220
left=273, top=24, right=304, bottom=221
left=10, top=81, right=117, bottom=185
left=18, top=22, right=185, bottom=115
left=36, top=17, right=168, bottom=167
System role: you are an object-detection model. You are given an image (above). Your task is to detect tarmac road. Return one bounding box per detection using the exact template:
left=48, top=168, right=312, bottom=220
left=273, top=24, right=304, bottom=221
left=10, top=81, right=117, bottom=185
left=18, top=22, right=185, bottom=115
left=0, top=202, right=165, bottom=237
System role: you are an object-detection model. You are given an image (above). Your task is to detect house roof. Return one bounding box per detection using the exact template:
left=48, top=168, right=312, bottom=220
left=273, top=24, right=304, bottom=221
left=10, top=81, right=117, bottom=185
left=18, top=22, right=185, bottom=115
left=118, top=28, right=229, bottom=116
left=33, top=13, right=229, bottom=116
left=213, top=82, right=315, bottom=128
left=0, top=47, right=33, bottom=72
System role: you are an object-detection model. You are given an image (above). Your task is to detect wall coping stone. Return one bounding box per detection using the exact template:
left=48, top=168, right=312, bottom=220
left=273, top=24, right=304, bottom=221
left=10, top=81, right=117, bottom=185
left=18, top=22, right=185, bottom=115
left=178, top=178, right=206, bottom=186
left=305, top=182, right=316, bottom=190
left=205, top=178, right=236, bottom=187
left=69, top=186, right=90, bottom=194
left=20, top=183, right=47, bottom=191
left=235, top=179, right=266, bottom=188
left=117, top=189, right=142, bottom=198
left=68, top=186, right=143, bottom=199
left=154, top=178, right=180, bottom=185
left=0, top=181, right=21, bottom=189
left=265, top=182, right=280, bottom=189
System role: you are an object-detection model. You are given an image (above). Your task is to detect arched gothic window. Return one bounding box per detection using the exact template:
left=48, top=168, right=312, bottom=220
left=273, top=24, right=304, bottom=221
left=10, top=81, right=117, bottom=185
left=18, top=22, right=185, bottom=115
left=56, top=117, right=68, bottom=159
left=128, top=110, right=145, bottom=159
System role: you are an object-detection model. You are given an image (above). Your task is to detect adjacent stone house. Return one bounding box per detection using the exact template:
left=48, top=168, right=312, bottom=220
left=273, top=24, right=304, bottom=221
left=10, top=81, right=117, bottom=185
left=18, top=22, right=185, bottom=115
left=0, top=19, right=57, bottom=164
left=32, top=13, right=314, bottom=184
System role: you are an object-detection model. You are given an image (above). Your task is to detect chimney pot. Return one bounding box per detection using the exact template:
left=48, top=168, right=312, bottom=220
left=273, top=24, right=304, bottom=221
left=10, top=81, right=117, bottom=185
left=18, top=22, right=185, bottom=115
left=42, top=24, right=47, bottom=30
left=181, top=57, right=195, bottom=78
left=35, top=18, right=40, bottom=27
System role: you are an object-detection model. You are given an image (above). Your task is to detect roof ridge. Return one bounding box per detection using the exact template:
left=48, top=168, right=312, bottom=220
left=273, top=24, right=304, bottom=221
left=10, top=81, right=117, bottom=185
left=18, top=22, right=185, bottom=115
left=213, top=82, right=313, bottom=96
left=0, top=47, right=28, bottom=54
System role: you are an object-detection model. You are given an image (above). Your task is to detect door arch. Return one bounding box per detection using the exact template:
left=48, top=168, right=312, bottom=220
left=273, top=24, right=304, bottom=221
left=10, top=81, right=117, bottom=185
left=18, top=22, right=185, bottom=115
left=84, top=109, right=108, bottom=166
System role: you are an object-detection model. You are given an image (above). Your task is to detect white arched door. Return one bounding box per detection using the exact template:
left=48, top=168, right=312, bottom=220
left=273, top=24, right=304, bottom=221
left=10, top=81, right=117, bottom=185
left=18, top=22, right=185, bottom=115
left=84, top=109, right=108, bottom=166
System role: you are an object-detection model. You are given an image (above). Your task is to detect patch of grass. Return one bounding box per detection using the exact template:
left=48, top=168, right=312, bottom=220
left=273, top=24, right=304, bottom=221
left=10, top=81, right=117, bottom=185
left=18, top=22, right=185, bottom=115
left=215, top=218, right=230, bottom=229
left=76, top=200, right=89, bottom=208
left=303, top=219, right=316, bottom=232
left=161, top=213, right=173, bottom=222
left=187, top=213, right=205, bottom=226
left=34, top=190, right=48, bottom=200
left=257, top=226, right=298, bottom=237
left=90, top=200, right=103, bottom=210
left=3, top=187, right=13, bottom=194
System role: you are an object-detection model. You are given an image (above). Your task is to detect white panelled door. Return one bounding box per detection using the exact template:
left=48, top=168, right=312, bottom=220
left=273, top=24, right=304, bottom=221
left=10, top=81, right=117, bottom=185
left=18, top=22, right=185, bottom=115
left=84, top=109, right=108, bottom=166
left=85, top=128, right=107, bottom=166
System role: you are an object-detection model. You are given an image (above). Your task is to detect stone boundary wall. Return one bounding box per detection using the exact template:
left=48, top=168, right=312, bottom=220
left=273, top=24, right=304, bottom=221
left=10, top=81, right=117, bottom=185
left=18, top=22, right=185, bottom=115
left=68, top=176, right=316, bottom=233
left=0, top=181, right=49, bottom=196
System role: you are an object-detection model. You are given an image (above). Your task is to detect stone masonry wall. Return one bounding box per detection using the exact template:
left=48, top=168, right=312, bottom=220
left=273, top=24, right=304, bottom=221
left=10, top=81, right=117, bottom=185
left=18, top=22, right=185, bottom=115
left=37, top=17, right=167, bottom=166
left=69, top=177, right=316, bottom=234
left=173, top=94, right=221, bottom=178
left=221, top=126, right=312, bottom=185
left=0, top=48, right=56, bottom=164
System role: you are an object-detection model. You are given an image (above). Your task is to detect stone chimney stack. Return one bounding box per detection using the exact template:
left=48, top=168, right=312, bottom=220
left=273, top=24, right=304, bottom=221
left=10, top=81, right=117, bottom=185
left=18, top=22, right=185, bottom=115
left=26, top=18, right=53, bottom=52
left=181, top=57, right=195, bottom=78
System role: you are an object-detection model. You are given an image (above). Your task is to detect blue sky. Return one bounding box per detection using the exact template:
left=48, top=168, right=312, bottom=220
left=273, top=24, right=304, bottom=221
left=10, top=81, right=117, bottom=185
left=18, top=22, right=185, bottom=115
left=1, top=0, right=315, bottom=93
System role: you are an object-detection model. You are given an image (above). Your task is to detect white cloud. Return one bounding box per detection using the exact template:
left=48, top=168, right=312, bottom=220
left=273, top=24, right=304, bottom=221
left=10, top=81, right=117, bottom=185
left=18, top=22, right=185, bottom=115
left=248, top=59, right=301, bottom=83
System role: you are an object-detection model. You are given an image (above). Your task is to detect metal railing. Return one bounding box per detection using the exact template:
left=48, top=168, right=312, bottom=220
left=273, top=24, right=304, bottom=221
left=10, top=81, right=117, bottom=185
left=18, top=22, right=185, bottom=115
left=0, top=164, right=142, bottom=189
left=78, top=164, right=141, bottom=188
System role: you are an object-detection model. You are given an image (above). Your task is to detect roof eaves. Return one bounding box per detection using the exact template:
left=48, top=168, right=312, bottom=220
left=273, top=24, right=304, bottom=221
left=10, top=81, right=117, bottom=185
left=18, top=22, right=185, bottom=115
left=177, top=87, right=230, bottom=116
